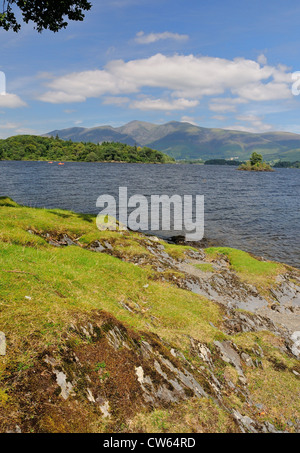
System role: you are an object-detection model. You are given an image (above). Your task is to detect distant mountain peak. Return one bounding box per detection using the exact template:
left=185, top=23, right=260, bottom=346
left=44, top=121, right=300, bottom=162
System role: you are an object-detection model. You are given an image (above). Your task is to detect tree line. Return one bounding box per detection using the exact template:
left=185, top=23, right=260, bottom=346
left=0, top=135, right=175, bottom=164
left=273, top=161, right=300, bottom=168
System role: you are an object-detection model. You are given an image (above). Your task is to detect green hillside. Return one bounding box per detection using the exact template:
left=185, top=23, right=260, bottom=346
left=45, top=121, right=300, bottom=162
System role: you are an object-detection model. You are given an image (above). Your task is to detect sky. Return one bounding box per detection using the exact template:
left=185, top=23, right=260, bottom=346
left=0, top=0, right=300, bottom=138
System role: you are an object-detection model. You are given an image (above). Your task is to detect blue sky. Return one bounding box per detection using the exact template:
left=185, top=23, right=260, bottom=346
left=0, top=0, right=300, bottom=138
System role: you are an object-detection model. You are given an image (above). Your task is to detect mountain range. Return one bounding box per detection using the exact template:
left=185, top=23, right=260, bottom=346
left=45, top=121, right=300, bottom=162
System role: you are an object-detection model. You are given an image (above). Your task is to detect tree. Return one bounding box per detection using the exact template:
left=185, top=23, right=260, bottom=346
left=85, top=151, right=97, bottom=162
left=0, top=0, right=92, bottom=32
left=250, top=152, right=263, bottom=166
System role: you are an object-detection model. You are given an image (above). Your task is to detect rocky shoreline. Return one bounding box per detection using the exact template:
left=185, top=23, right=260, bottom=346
left=0, top=199, right=299, bottom=433
left=35, top=228, right=300, bottom=358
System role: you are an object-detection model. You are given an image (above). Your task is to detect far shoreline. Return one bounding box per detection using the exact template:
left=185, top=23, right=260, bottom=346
left=0, top=159, right=175, bottom=165
left=1, top=160, right=299, bottom=170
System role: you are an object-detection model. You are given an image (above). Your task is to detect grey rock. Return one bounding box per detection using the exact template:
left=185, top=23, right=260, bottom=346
left=6, top=425, right=22, bottom=434
left=120, top=302, right=134, bottom=313
left=214, top=341, right=247, bottom=384
left=92, top=241, right=106, bottom=252
left=87, top=388, right=96, bottom=403
left=255, top=403, right=264, bottom=411
left=63, top=234, right=76, bottom=246
left=241, top=352, right=255, bottom=368
left=190, top=338, right=213, bottom=367
left=158, top=354, right=207, bottom=399
left=135, top=349, right=207, bottom=406
left=291, top=331, right=300, bottom=357
left=49, top=240, right=61, bottom=247
left=54, top=370, right=74, bottom=400
left=104, top=241, right=113, bottom=250
left=44, top=356, right=74, bottom=400
left=99, top=400, right=111, bottom=418
left=214, top=341, right=241, bottom=368
left=95, top=244, right=106, bottom=252
left=232, top=410, right=258, bottom=433
left=252, top=345, right=264, bottom=358
left=255, top=359, right=264, bottom=369
left=0, top=332, right=6, bottom=356
left=106, top=325, right=130, bottom=350
left=134, top=366, right=156, bottom=404
left=270, top=281, right=300, bottom=307
left=148, top=236, right=160, bottom=242
left=263, top=421, right=286, bottom=433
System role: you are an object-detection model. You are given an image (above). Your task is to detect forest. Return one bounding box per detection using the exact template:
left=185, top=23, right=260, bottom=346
left=0, top=135, right=175, bottom=164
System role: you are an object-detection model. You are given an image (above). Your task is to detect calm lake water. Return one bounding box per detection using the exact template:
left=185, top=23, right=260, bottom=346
left=0, top=161, right=299, bottom=268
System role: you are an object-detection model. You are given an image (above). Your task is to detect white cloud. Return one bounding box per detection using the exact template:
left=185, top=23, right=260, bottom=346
left=0, top=122, right=18, bottom=129
left=107, top=54, right=278, bottom=99
left=0, top=93, right=26, bottom=108
left=0, top=122, right=37, bottom=139
left=225, top=114, right=274, bottom=133
left=130, top=97, right=199, bottom=111
left=209, top=97, right=246, bottom=113
left=257, top=54, right=268, bottom=65
left=232, top=82, right=292, bottom=101
left=39, top=91, right=87, bottom=103
left=180, top=116, right=198, bottom=125
left=135, top=31, right=189, bottom=44
left=37, top=53, right=294, bottom=111
left=15, top=127, right=38, bottom=135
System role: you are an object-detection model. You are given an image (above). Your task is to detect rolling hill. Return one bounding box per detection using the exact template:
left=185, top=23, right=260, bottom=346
left=45, top=121, right=300, bottom=162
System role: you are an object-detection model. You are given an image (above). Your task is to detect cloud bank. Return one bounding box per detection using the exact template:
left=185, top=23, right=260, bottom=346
left=0, top=93, right=26, bottom=108
left=38, top=53, right=293, bottom=116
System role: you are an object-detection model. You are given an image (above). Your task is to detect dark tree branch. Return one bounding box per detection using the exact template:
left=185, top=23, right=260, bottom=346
left=0, top=0, right=92, bottom=32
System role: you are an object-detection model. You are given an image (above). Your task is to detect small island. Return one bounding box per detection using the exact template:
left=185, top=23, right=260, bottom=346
left=238, top=152, right=274, bottom=172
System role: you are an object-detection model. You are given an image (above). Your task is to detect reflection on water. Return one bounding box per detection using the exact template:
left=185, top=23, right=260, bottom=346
left=0, top=161, right=299, bottom=268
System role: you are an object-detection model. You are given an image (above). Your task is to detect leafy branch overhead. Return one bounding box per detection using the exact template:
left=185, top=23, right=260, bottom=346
left=0, top=0, right=92, bottom=32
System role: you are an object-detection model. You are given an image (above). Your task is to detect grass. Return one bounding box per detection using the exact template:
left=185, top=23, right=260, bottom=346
left=0, top=198, right=299, bottom=433
left=0, top=241, right=223, bottom=366
left=130, top=397, right=238, bottom=433
left=162, top=242, right=198, bottom=260
left=205, top=247, right=284, bottom=289
left=240, top=336, right=299, bottom=429
left=0, top=199, right=223, bottom=374
left=193, top=263, right=215, bottom=273
left=228, top=330, right=300, bottom=430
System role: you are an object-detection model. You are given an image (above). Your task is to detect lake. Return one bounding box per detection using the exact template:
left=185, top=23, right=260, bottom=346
left=0, top=161, right=299, bottom=268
